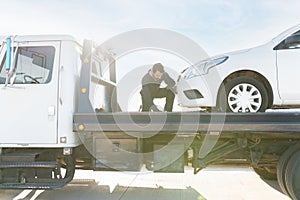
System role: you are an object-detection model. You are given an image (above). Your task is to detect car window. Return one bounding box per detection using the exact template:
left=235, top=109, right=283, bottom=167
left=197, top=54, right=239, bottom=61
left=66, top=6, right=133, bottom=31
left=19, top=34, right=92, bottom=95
left=0, top=46, right=55, bottom=84
left=275, top=29, right=300, bottom=50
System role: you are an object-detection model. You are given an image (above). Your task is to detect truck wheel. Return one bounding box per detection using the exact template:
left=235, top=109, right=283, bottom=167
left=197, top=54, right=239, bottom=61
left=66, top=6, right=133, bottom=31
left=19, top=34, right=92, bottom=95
left=277, top=144, right=300, bottom=196
left=285, top=150, right=300, bottom=200
left=217, top=76, right=268, bottom=112
left=253, top=167, right=277, bottom=180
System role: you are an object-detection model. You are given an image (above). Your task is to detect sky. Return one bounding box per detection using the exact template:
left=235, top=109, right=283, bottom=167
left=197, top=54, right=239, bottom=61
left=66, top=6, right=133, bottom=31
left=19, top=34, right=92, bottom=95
left=2, top=0, right=300, bottom=55
left=1, top=0, right=300, bottom=111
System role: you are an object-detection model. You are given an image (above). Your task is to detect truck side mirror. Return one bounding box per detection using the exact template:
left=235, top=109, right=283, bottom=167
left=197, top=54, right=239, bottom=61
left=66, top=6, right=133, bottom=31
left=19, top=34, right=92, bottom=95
left=6, top=37, right=12, bottom=71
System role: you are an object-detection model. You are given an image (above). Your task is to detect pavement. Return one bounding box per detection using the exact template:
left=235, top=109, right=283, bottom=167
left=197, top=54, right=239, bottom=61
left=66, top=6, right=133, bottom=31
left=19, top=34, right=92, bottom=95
left=0, top=166, right=291, bottom=200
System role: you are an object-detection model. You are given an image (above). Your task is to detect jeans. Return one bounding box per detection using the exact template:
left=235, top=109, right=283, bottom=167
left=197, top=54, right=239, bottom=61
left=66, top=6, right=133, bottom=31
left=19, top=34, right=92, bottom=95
left=140, top=84, right=175, bottom=112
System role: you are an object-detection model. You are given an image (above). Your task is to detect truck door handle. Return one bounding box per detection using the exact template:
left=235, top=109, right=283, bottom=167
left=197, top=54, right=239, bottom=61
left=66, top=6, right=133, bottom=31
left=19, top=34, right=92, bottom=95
left=48, top=106, right=56, bottom=116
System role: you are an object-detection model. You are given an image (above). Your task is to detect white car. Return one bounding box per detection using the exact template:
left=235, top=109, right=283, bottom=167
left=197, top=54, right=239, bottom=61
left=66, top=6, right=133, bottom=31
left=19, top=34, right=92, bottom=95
left=177, top=24, right=300, bottom=112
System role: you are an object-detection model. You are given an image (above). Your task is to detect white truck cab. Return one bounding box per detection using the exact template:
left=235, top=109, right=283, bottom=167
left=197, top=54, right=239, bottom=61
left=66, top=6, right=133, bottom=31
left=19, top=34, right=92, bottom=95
left=0, top=35, right=82, bottom=147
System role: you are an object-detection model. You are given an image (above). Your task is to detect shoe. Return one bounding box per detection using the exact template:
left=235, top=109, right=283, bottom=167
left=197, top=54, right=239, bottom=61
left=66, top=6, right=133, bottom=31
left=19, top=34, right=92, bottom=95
left=150, top=105, right=162, bottom=112
left=95, top=108, right=105, bottom=112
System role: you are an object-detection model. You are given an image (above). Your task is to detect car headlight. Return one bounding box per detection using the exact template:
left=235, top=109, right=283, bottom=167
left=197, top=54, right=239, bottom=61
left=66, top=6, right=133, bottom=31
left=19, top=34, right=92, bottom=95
left=183, top=56, right=228, bottom=79
left=204, top=56, right=228, bottom=73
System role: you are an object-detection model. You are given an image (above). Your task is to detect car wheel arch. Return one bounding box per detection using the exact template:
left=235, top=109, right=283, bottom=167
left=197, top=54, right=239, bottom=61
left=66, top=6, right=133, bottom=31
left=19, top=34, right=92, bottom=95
left=216, top=70, right=274, bottom=110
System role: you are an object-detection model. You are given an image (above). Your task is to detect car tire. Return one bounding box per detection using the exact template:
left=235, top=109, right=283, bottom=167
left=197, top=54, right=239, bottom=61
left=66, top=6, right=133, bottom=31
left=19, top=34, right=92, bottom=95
left=216, top=76, right=269, bottom=112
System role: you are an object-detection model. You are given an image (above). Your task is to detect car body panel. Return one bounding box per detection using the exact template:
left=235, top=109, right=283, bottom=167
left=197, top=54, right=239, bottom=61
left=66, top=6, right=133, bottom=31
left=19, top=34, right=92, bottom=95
left=177, top=24, right=300, bottom=109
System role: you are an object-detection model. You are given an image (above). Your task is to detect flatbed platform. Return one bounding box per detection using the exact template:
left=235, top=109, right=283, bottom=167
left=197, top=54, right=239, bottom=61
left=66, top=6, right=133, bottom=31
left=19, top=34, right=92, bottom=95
left=73, top=112, right=300, bottom=133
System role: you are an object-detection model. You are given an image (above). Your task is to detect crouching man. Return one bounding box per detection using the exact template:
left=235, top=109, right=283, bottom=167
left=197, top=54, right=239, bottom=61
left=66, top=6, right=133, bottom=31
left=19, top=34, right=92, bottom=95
left=140, top=63, right=175, bottom=112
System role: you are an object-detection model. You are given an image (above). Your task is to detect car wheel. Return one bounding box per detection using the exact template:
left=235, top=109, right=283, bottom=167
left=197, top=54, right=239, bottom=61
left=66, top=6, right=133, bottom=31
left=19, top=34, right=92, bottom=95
left=217, top=76, right=268, bottom=112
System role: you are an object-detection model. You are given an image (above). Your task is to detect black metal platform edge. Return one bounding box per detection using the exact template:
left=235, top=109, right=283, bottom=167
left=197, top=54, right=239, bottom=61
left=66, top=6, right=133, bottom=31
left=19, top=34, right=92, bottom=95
left=73, top=112, right=300, bottom=133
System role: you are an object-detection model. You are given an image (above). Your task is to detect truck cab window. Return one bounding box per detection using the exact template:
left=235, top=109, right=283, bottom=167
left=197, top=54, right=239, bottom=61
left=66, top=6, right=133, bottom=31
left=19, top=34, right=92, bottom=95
left=0, top=46, right=55, bottom=84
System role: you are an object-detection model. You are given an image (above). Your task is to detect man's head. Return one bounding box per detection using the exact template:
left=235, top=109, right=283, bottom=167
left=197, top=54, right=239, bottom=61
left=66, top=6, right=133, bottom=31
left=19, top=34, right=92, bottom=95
left=151, top=63, right=165, bottom=80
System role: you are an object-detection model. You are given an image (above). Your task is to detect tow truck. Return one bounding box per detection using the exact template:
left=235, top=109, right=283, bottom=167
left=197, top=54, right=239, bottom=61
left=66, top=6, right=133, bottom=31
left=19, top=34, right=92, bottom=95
left=0, top=35, right=300, bottom=199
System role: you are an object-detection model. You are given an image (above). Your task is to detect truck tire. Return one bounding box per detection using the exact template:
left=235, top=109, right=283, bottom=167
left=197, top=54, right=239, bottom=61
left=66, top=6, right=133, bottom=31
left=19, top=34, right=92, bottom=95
left=285, top=150, right=300, bottom=200
left=253, top=166, right=277, bottom=180
left=217, top=76, right=268, bottom=113
left=277, top=144, right=300, bottom=196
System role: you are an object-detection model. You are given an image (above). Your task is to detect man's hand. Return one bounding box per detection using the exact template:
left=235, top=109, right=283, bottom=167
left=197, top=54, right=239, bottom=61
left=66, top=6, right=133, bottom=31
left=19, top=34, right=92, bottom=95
left=166, top=85, right=176, bottom=94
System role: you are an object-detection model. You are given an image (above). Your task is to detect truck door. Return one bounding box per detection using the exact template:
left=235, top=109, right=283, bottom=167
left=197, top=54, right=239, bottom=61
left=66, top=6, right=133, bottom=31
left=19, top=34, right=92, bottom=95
left=0, top=41, right=60, bottom=144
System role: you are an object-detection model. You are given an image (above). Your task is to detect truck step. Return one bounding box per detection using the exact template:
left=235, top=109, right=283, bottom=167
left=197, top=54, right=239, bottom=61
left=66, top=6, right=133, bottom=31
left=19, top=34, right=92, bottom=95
left=0, top=181, right=66, bottom=190
left=0, top=161, right=58, bottom=169
left=1, top=152, right=40, bottom=162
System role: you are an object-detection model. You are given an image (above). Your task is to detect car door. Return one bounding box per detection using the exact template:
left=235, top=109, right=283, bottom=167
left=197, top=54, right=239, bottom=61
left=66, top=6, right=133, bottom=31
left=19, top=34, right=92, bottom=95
left=0, top=40, right=60, bottom=145
left=276, top=30, right=300, bottom=104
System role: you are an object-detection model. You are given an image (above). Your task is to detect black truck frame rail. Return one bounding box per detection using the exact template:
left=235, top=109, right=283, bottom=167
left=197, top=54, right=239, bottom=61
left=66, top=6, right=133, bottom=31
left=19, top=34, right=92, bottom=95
left=74, top=112, right=300, bottom=135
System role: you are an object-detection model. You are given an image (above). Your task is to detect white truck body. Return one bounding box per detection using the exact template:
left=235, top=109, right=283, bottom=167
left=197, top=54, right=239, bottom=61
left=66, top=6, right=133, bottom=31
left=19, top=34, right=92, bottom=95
left=0, top=35, right=81, bottom=147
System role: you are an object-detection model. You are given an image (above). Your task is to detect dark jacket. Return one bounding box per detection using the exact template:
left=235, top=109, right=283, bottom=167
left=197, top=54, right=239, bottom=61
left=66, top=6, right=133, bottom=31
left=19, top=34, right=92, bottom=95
left=142, top=70, right=175, bottom=88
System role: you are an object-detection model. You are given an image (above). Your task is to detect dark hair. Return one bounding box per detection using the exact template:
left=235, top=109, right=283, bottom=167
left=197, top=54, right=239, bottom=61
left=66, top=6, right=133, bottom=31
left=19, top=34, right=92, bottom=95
left=152, top=63, right=165, bottom=73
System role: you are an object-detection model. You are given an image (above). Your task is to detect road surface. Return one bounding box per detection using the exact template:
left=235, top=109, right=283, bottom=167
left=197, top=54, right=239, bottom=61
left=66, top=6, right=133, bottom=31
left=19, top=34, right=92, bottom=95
left=0, top=166, right=290, bottom=200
